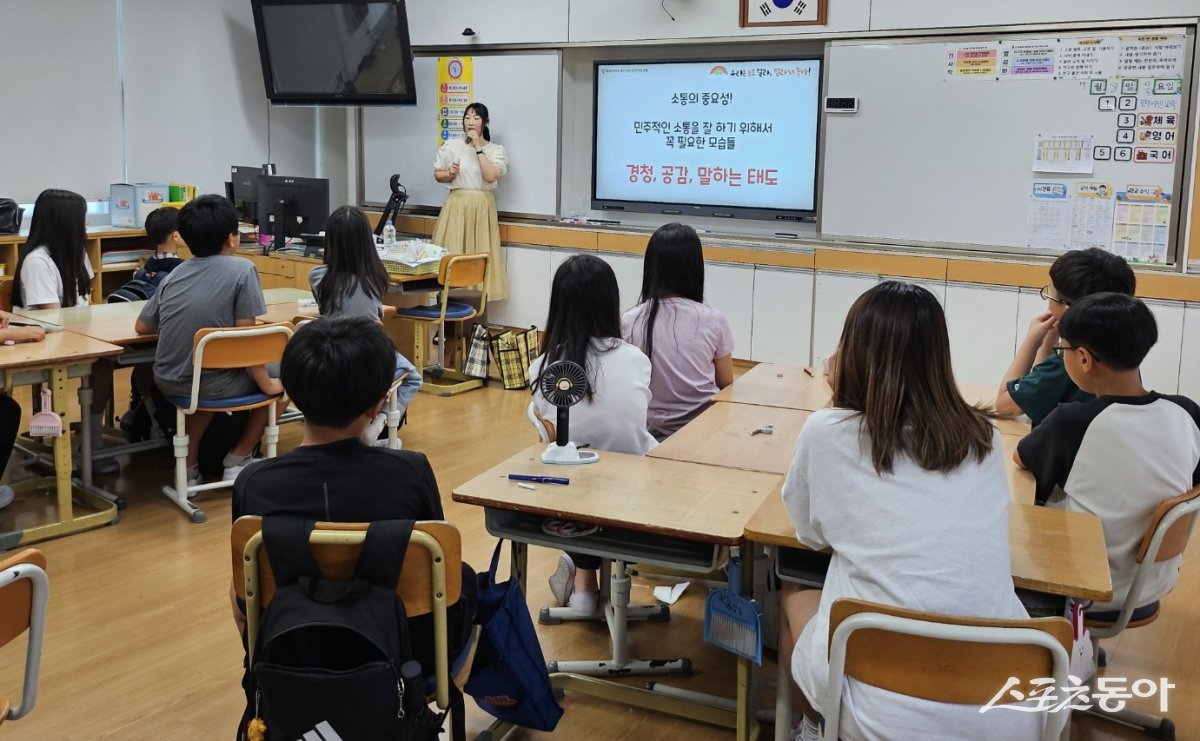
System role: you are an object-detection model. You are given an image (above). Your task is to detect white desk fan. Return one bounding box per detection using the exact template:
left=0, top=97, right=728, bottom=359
left=539, top=360, right=600, bottom=465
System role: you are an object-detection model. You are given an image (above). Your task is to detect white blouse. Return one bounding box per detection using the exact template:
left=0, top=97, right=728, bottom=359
left=433, top=137, right=508, bottom=191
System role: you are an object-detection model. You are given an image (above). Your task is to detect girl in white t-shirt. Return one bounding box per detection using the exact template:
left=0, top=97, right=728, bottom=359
left=622, top=223, right=734, bottom=435
left=530, top=254, right=657, bottom=616
left=781, top=281, right=1041, bottom=741
left=14, top=189, right=117, bottom=472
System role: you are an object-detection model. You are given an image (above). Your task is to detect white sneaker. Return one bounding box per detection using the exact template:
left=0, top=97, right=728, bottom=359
left=185, top=466, right=202, bottom=497
left=221, top=453, right=259, bottom=483
left=0, top=485, right=14, bottom=510
left=568, top=590, right=598, bottom=618
left=548, top=554, right=575, bottom=607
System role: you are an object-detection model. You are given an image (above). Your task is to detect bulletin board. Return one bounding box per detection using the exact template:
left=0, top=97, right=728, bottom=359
left=360, top=51, right=561, bottom=217
left=821, top=28, right=1194, bottom=264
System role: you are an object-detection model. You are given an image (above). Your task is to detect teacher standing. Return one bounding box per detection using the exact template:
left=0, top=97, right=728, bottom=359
left=432, top=102, right=508, bottom=300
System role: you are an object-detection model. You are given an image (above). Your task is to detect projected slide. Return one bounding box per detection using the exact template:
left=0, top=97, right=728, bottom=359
left=593, top=59, right=821, bottom=215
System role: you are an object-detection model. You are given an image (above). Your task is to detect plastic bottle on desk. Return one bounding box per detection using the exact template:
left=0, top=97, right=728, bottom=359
left=382, top=219, right=397, bottom=251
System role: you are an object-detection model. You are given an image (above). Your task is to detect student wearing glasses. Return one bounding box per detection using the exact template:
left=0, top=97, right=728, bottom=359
left=994, top=248, right=1136, bottom=424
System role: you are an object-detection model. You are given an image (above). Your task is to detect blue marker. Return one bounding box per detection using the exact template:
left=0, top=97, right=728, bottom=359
left=509, top=474, right=570, bottom=486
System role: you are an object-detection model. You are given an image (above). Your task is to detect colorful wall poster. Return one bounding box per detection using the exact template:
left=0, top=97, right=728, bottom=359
left=1000, top=40, right=1057, bottom=80
left=1033, top=133, right=1095, bottom=174
left=944, top=42, right=1000, bottom=80
left=1112, top=186, right=1171, bottom=263
left=1069, top=182, right=1115, bottom=252
left=1056, top=37, right=1119, bottom=80
left=436, top=56, right=473, bottom=148
left=1118, top=34, right=1187, bottom=78
left=1027, top=182, right=1069, bottom=249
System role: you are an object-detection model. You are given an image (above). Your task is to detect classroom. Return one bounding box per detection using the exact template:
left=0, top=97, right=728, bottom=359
left=2, top=1, right=1200, bottom=739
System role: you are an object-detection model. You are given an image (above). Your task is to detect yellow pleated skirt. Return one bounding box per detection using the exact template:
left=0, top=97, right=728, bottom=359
left=432, top=189, right=507, bottom=300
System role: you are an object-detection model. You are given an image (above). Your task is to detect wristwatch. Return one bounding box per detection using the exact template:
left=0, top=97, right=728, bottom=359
left=475, top=149, right=485, bottom=155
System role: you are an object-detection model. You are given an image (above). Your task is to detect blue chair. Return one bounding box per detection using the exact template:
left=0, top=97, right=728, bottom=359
left=396, top=254, right=489, bottom=396
left=162, top=322, right=294, bottom=523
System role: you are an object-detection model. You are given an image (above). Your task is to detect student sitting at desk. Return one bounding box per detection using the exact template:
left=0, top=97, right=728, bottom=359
left=530, top=255, right=657, bottom=617
left=1015, top=293, right=1200, bottom=617
left=622, top=223, right=733, bottom=436
left=0, top=316, right=46, bottom=511
left=309, top=205, right=421, bottom=438
left=996, top=247, right=1135, bottom=425
left=12, top=188, right=120, bottom=472
left=135, top=195, right=280, bottom=484
left=781, top=281, right=1036, bottom=741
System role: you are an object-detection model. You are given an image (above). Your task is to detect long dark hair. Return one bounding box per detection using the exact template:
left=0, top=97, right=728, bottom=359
left=317, top=206, right=389, bottom=316
left=634, top=222, right=705, bottom=363
left=832, top=281, right=996, bottom=475
left=465, top=102, right=491, bottom=141
left=14, top=189, right=90, bottom=308
left=539, top=254, right=622, bottom=401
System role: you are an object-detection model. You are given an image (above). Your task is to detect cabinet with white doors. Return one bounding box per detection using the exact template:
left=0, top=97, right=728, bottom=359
left=943, top=283, right=1021, bottom=387
left=1141, top=300, right=1184, bottom=395
left=595, top=252, right=646, bottom=316
left=704, top=263, right=756, bottom=361
left=881, top=275, right=946, bottom=305
left=490, top=246, right=553, bottom=330
left=811, top=271, right=878, bottom=366
left=750, top=268, right=814, bottom=366
left=1180, top=304, right=1200, bottom=401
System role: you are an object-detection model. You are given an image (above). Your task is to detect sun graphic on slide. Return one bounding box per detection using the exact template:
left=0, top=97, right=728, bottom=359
left=710, top=65, right=730, bottom=77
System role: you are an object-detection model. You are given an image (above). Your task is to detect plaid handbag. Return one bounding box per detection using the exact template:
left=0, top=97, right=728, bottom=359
left=463, top=324, right=491, bottom=379
left=489, top=327, right=540, bottom=390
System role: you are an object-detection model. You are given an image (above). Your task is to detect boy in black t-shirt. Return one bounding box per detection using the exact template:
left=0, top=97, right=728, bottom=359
left=232, top=316, right=475, bottom=668
left=995, top=248, right=1135, bottom=425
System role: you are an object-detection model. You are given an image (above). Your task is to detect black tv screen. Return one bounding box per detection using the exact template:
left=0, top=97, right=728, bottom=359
left=251, top=0, right=416, bottom=105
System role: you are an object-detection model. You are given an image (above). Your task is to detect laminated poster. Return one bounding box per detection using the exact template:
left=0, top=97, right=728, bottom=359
left=1112, top=186, right=1171, bottom=264
left=1000, top=40, right=1058, bottom=80
left=1068, top=182, right=1115, bottom=252
left=944, top=42, right=1000, bottom=80
left=1033, top=133, right=1095, bottom=175
left=1027, top=182, right=1069, bottom=250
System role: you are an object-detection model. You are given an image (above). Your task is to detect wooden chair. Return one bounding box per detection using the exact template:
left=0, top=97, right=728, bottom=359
left=823, top=597, right=1073, bottom=741
left=526, top=400, right=555, bottom=444
left=1080, top=485, right=1200, bottom=739
left=232, top=516, right=476, bottom=741
left=0, top=549, right=49, bottom=725
left=161, top=322, right=293, bottom=523
left=396, top=254, right=489, bottom=396
left=0, top=277, right=13, bottom=312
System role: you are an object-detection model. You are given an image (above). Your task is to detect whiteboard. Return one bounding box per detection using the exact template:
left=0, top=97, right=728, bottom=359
left=821, top=30, right=1193, bottom=262
left=361, top=52, right=560, bottom=217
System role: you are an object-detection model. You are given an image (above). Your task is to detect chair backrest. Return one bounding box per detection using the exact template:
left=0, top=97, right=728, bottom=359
left=824, top=598, right=1072, bottom=741
left=1136, top=485, right=1200, bottom=564
left=0, top=277, right=13, bottom=312
left=438, top=254, right=488, bottom=290
left=526, top=400, right=554, bottom=444
left=231, top=516, right=463, bottom=707
left=0, top=549, right=49, bottom=723
left=193, top=321, right=294, bottom=370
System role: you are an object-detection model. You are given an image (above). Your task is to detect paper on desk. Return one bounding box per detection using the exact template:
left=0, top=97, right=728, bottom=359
left=653, top=582, right=690, bottom=605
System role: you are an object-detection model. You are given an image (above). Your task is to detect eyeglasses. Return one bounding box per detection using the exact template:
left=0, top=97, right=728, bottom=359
left=1039, top=284, right=1070, bottom=306
left=1053, top=342, right=1102, bottom=362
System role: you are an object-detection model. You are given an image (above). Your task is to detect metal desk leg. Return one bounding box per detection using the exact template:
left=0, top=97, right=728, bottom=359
left=74, top=377, right=124, bottom=509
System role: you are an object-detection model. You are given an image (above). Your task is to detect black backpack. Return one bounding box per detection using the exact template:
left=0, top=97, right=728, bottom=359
left=107, top=255, right=184, bottom=303
left=242, top=516, right=445, bottom=741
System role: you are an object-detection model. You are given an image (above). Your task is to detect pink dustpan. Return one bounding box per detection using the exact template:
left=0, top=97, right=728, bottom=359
left=29, top=389, right=62, bottom=438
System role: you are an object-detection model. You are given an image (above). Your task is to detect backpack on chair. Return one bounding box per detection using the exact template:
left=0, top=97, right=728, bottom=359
left=241, top=516, right=446, bottom=741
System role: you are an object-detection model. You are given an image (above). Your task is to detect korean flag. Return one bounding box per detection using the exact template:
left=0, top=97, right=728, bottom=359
left=757, top=0, right=813, bottom=21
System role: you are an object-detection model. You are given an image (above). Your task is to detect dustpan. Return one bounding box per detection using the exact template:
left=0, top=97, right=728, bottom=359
left=703, top=555, right=763, bottom=664
left=30, top=388, right=63, bottom=438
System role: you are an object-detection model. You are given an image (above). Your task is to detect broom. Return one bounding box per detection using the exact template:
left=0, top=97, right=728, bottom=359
left=29, top=389, right=63, bottom=438
left=703, top=553, right=763, bottom=664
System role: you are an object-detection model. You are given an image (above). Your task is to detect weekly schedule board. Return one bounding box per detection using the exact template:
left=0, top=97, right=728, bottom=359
left=592, top=58, right=822, bottom=220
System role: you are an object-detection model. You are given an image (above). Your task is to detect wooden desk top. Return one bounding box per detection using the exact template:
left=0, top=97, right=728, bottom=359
left=259, top=301, right=398, bottom=326
left=715, top=363, right=1030, bottom=436
left=744, top=488, right=1112, bottom=601
left=0, top=330, right=123, bottom=372
left=453, top=443, right=782, bottom=545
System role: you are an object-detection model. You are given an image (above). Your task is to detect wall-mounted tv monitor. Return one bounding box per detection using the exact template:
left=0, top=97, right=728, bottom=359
left=250, top=0, right=416, bottom=106
left=592, top=58, right=822, bottom=221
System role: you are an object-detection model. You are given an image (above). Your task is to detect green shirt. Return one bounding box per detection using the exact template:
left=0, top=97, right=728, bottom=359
left=1006, top=354, right=1093, bottom=425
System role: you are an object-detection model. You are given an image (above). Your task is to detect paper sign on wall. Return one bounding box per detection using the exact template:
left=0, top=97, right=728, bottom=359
left=436, top=56, right=474, bottom=148
left=1027, top=182, right=1070, bottom=249
left=1118, top=35, right=1187, bottom=78
left=1069, top=182, right=1115, bottom=252
left=944, top=42, right=1000, bottom=80
left=1000, top=40, right=1058, bottom=80
left=1112, top=186, right=1171, bottom=263
left=1033, top=133, right=1095, bottom=174
left=1056, top=37, right=1119, bottom=80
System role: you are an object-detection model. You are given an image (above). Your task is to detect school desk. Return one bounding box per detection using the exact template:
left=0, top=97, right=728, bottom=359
left=257, top=299, right=399, bottom=326
left=0, top=331, right=124, bottom=548
left=453, top=443, right=780, bottom=738
left=652, top=401, right=1036, bottom=502
left=713, top=363, right=1032, bottom=436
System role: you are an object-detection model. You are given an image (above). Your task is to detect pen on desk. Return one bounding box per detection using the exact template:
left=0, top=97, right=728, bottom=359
left=803, top=368, right=814, bottom=377
left=508, top=474, right=570, bottom=486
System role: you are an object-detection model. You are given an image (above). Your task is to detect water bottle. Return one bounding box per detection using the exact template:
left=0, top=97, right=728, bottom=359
left=382, top=219, right=397, bottom=251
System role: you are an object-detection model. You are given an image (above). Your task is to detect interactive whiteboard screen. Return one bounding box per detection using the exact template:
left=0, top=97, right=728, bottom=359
left=592, top=58, right=821, bottom=221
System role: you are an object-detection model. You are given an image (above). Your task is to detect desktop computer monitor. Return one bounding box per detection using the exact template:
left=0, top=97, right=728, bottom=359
left=256, top=175, right=330, bottom=253
left=230, top=165, right=264, bottom=223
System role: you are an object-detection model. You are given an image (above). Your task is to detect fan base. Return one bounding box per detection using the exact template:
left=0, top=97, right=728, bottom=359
left=541, top=442, right=600, bottom=465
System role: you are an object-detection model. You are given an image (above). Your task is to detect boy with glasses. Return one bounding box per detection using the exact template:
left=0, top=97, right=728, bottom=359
left=1015, top=293, right=1200, bottom=614
left=995, top=247, right=1136, bottom=424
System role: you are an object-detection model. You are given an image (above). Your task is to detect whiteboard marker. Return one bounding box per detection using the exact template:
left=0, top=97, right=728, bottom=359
left=775, top=232, right=799, bottom=239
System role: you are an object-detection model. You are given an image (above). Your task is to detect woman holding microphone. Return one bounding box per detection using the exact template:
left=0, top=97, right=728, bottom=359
left=432, top=102, right=509, bottom=299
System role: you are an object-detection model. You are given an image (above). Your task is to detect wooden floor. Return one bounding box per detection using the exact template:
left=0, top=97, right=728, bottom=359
left=0, top=375, right=1195, bottom=739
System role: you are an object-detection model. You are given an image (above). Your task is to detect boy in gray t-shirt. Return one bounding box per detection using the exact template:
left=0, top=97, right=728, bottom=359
left=135, top=195, right=281, bottom=484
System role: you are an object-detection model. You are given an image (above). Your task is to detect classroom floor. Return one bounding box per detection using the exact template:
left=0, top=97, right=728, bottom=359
left=0, top=372, right=1194, bottom=740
